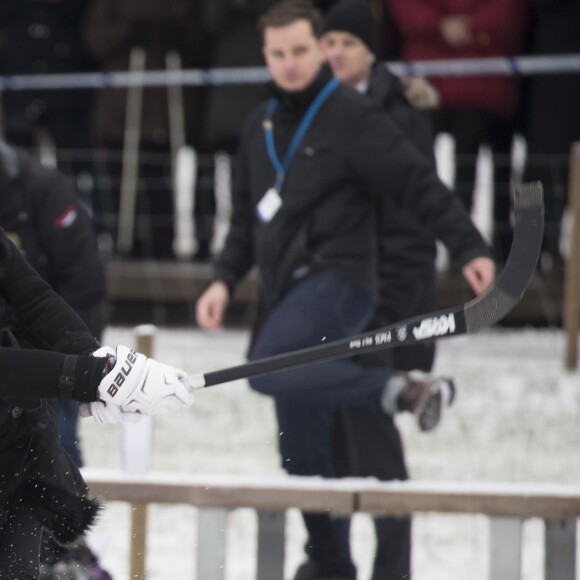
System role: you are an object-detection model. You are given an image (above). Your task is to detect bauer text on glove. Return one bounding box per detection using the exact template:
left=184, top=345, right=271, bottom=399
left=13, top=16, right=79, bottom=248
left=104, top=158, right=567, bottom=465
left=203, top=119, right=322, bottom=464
left=94, top=345, right=194, bottom=418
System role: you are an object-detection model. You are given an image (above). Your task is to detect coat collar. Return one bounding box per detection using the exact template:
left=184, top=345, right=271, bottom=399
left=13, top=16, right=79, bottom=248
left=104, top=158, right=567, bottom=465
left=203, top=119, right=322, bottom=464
left=366, top=61, right=397, bottom=103
left=267, top=65, right=334, bottom=113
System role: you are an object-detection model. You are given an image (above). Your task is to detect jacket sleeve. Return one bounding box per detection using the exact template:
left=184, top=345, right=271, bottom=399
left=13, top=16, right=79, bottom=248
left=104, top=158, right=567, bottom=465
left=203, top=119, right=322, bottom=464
left=0, top=229, right=99, bottom=353
left=0, top=230, right=105, bottom=401
left=0, top=347, right=105, bottom=402
left=346, top=106, right=491, bottom=268
left=27, top=159, right=107, bottom=338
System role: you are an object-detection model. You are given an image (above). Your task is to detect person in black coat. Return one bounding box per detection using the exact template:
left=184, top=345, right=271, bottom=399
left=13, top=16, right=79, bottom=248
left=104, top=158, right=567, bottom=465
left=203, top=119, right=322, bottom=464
left=0, top=138, right=110, bottom=575
left=320, top=1, right=440, bottom=578
left=0, top=231, right=194, bottom=579
left=0, top=138, right=107, bottom=465
left=196, top=2, right=495, bottom=578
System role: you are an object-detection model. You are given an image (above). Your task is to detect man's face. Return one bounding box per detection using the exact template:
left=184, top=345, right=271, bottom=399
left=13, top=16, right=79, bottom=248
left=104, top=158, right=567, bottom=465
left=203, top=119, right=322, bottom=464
left=320, top=31, right=374, bottom=87
left=262, top=19, right=323, bottom=92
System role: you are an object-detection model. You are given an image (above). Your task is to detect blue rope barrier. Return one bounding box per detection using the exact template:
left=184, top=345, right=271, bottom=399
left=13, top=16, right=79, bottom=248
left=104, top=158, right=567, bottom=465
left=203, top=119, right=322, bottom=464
left=0, top=54, right=578, bottom=92
left=386, top=54, right=580, bottom=78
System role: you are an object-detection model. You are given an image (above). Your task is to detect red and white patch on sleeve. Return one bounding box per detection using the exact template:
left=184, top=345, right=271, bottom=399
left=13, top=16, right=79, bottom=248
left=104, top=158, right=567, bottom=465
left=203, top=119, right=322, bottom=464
left=53, top=204, right=78, bottom=229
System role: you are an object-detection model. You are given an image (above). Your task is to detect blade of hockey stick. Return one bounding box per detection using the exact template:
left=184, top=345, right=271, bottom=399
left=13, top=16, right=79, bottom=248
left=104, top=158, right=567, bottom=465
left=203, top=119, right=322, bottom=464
left=190, top=182, right=544, bottom=390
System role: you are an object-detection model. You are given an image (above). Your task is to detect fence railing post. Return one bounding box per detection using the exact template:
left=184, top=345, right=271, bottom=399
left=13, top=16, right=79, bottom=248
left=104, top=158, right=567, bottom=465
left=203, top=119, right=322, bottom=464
left=124, top=325, right=155, bottom=579
left=489, top=517, right=522, bottom=580
left=197, top=507, right=228, bottom=580
left=257, top=510, right=286, bottom=580
left=563, top=142, right=580, bottom=369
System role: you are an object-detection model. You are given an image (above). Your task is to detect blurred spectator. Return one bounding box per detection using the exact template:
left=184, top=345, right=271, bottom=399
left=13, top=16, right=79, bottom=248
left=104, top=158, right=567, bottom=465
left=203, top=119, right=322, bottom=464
left=196, top=2, right=494, bottom=579
left=0, top=1, right=97, bottom=209
left=389, top=0, right=530, bottom=263
left=83, top=0, right=202, bottom=260
left=320, top=1, right=438, bottom=577
left=0, top=137, right=110, bottom=578
left=523, top=0, right=580, bottom=270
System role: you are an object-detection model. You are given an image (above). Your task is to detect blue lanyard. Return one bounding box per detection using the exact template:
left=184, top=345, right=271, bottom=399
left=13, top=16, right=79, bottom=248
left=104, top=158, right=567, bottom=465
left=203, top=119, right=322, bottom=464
left=264, top=77, right=340, bottom=191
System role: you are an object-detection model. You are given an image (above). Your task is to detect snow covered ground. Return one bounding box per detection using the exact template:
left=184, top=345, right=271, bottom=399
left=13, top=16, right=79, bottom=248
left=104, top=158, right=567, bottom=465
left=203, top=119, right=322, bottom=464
left=79, top=324, right=580, bottom=580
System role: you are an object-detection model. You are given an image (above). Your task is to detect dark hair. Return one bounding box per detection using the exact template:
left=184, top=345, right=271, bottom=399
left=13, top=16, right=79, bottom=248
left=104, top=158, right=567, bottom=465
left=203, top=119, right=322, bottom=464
left=258, top=0, right=324, bottom=41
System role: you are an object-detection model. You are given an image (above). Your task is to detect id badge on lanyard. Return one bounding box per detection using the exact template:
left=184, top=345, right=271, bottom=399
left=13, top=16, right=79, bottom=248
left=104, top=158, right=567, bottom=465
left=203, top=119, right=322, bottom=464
left=259, top=77, right=339, bottom=224
left=256, top=187, right=283, bottom=223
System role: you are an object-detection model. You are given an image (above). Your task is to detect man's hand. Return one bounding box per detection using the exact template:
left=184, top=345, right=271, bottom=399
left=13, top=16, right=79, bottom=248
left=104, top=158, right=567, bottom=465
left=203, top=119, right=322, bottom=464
left=195, top=280, right=230, bottom=330
left=462, top=257, right=495, bottom=295
left=89, top=345, right=193, bottom=423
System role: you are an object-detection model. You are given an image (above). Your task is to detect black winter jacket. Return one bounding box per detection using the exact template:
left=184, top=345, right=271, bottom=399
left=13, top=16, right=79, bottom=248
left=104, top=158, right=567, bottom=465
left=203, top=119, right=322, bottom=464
left=0, top=229, right=107, bottom=543
left=214, top=67, right=490, bottom=311
left=367, top=63, right=438, bottom=307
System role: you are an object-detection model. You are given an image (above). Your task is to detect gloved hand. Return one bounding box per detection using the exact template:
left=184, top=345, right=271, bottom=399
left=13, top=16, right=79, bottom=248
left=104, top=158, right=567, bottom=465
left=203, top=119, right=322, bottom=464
left=86, top=345, right=193, bottom=424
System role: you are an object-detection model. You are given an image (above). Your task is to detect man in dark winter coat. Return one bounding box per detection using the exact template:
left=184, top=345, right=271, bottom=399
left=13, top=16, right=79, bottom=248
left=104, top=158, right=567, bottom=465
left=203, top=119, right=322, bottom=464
left=0, top=138, right=107, bottom=465
left=319, top=1, right=440, bottom=578
left=196, top=1, right=495, bottom=578
left=0, top=227, right=194, bottom=579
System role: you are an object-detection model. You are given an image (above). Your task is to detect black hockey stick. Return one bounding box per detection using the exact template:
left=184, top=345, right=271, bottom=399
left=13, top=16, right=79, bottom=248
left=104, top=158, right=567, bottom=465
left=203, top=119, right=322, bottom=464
left=189, top=182, right=544, bottom=390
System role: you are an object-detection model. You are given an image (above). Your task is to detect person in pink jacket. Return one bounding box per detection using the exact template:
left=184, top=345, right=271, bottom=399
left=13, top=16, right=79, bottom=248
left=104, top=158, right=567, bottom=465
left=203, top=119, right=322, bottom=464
left=389, top=0, right=530, bottom=262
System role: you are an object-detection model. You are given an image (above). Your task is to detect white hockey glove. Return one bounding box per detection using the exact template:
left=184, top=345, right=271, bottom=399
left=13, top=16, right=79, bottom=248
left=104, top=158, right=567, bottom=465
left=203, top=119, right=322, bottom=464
left=87, top=345, right=193, bottom=424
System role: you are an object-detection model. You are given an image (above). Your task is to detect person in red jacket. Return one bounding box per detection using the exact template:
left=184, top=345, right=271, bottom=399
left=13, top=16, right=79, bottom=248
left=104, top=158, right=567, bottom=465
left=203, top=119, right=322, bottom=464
left=389, top=0, right=531, bottom=263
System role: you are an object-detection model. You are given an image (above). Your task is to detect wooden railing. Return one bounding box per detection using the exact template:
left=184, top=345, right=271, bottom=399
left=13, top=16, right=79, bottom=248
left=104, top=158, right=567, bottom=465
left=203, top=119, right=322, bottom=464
left=83, top=470, right=580, bottom=580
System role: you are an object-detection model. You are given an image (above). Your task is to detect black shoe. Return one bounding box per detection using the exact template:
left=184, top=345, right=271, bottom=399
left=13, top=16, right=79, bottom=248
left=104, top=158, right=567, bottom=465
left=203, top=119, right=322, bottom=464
left=416, top=376, right=456, bottom=432
left=394, top=371, right=456, bottom=432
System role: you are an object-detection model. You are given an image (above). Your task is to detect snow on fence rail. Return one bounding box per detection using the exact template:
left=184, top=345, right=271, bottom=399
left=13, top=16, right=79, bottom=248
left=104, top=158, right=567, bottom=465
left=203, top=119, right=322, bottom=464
left=82, top=469, right=580, bottom=580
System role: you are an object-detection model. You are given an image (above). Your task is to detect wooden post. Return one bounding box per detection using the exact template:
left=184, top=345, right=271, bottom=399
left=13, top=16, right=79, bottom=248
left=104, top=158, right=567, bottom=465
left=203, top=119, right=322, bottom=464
left=126, top=325, right=156, bottom=579
left=564, top=143, right=580, bottom=369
